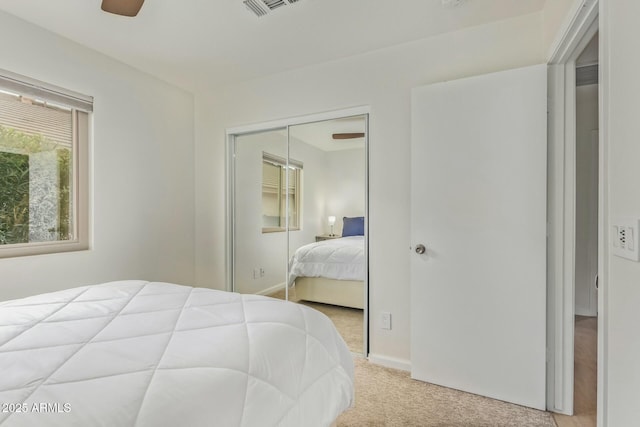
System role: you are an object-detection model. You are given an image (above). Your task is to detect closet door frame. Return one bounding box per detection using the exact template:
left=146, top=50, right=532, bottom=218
left=225, top=105, right=371, bottom=356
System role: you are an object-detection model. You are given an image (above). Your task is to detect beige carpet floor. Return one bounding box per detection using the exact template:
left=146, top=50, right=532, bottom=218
left=269, top=288, right=557, bottom=426
left=268, top=288, right=364, bottom=353
left=338, top=357, right=557, bottom=427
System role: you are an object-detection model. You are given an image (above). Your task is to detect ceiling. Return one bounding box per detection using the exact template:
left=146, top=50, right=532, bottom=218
left=290, top=116, right=366, bottom=152
left=0, top=0, right=546, bottom=92
left=577, top=32, right=599, bottom=66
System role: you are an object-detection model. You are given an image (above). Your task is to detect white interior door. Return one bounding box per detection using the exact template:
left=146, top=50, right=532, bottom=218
left=410, top=64, right=547, bottom=410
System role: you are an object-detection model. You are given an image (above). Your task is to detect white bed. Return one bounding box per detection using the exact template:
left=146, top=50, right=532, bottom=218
left=288, top=236, right=365, bottom=309
left=0, top=280, right=354, bottom=427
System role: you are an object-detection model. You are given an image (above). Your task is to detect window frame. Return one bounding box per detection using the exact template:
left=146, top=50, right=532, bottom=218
left=0, top=70, right=91, bottom=258
left=261, top=152, right=302, bottom=233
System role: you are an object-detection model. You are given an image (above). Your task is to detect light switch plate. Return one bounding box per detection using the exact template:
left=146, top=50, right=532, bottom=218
left=380, top=312, right=391, bottom=330
left=612, top=218, right=640, bottom=261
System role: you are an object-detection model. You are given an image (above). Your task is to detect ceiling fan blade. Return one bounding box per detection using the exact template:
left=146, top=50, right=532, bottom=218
left=101, top=0, right=145, bottom=17
left=332, top=133, right=365, bottom=140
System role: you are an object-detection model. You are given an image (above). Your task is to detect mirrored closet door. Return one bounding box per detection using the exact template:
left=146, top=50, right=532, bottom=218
left=230, top=114, right=368, bottom=355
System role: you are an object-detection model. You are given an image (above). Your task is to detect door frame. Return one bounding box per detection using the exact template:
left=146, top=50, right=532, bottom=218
left=546, top=0, right=606, bottom=423
left=225, top=105, right=371, bottom=356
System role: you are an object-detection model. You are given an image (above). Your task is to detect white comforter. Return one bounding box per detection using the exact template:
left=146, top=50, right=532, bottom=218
left=288, top=236, right=365, bottom=285
left=0, top=281, right=354, bottom=427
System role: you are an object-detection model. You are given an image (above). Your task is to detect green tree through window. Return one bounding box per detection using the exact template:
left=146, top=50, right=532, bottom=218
left=0, top=124, right=71, bottom=245
left=0, top=150, right=29, bottom=244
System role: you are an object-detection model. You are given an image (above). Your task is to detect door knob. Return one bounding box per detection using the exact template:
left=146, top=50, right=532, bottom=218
left=415, top=244, right=426, bottom=255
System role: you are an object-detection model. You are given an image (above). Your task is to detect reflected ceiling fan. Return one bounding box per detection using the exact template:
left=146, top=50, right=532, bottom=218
left=332, top=133, right=365, bottom=140
left=101, top=0, right=145, bottom=17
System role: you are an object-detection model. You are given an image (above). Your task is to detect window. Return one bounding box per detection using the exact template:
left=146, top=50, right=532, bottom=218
left=0, top=69, right=91, bottom=258
left=262, top=152, right=302, bottom=232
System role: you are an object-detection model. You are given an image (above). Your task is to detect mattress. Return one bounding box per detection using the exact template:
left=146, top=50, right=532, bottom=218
left=288, top=236, right=365, bottom=286
left=0, top=281, right=354, bottom=427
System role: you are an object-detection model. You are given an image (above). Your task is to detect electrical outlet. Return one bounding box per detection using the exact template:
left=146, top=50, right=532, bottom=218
left=612, top=218, right=640, bottom=261
left=380, top=312, right=392, bottom=330
left=260, top=268, right=265, bottom=277
left=252, top=269, right=259, bottom=279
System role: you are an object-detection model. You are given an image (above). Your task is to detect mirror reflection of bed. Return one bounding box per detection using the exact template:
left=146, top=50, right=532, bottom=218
left=232, top=115, right=367, bottom=354
left=273, top=226, right=366, bottom=354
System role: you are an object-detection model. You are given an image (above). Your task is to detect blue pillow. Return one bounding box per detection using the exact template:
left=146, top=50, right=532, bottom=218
left=342, top=216, right=364, bottom=237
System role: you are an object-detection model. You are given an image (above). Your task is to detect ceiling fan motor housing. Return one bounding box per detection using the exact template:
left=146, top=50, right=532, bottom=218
left=101, top=0, right=146, bottom=17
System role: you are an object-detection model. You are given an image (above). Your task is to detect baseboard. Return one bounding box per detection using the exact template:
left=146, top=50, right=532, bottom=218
left=256, top=282, right=286, bottom=296
left=368, top=353, right=411, bottom=372
left=552, top=407, right=573, bottom=416
left=576, top=306, right=597, bottom=317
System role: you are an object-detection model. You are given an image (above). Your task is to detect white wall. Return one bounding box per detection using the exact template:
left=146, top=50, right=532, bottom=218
left=542, top=0, right=578, bottom=55
left=575, top=84, right=599, bottom=316
left=194, top=12, right=545, bottom=363
left=323, top=148, right=366, bottom=236
left=602, top=1, right=640, bottom=424
left=0, top=11, right=195, bottom=300
left=288, top=136, right=331, bottom=251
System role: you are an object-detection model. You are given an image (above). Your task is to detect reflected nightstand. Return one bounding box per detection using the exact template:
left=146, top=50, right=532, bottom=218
left=315, top=234, right=340, bottom=242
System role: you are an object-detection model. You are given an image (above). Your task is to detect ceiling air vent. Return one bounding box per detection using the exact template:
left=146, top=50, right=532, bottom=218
left=243, top=0, right=301, bottom=17
left=263, top=0, right=286, bottom=10
left=441, top=0, right=467, bottom=8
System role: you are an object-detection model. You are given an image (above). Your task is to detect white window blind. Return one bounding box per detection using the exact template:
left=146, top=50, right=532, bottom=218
left=262, top=152, right=303, bottom=170
left=0, top=69, right=93, bottom=112
left=261, top=152, right=302, bottom=232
